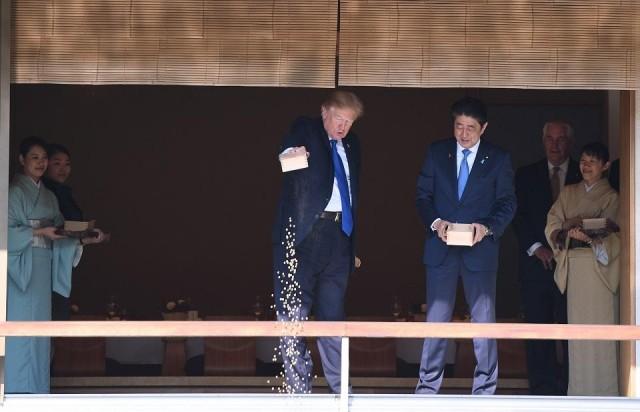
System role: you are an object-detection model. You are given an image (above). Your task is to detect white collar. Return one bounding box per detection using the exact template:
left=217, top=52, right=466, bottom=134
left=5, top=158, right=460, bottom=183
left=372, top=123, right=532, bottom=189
left=548, top=158, right=569, bottom=173
left=456, top=139, right=481, bottom=154
left=583, top=180, right=600, bottom=192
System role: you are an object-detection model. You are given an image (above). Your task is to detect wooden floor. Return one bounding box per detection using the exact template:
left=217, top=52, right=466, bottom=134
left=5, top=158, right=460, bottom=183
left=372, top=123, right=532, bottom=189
left=51, top=376, right=529, bottom=395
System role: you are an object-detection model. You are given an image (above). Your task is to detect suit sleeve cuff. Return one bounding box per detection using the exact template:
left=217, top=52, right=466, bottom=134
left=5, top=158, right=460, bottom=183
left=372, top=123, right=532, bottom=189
left=279, top=147, right=295, bottom=156
left=527, top=242, right=543, bottom=256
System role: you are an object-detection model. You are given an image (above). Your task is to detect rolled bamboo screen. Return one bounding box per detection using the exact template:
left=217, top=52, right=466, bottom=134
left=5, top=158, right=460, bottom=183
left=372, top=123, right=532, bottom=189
left=11, top=0, right=338, bottom=87
left=10, top=1, right=639, bottom=89
left=338, top=0, right=639, bottom=89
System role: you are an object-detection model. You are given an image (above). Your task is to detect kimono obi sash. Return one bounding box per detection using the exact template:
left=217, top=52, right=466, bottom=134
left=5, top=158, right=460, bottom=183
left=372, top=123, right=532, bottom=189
left=28, top=219, right=53, bottom=249
left=568, top=238, right=591, bottom=249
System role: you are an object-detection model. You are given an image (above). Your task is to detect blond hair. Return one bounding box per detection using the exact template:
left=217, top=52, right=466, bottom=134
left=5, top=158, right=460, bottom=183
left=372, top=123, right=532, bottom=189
left=321, top=90, right=364, bottom=119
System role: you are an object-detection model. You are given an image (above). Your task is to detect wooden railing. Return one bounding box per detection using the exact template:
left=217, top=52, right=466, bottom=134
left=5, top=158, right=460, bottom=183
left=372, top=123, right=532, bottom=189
left=2, top=321, right=640, bottom=412
left=1, top=320, right=640, bottom=340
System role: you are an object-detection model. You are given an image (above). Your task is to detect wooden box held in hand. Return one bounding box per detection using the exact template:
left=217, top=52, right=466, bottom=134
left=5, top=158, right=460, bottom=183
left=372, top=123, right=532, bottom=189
left=64, top=220, right=95, bottom=232
left=582, top=218, right=606, bottom=230
left=279, top=147, right=308, bottom=172
left=56, top=220, right=98, bottom=238
left=446, top=223, right=474, bottom=247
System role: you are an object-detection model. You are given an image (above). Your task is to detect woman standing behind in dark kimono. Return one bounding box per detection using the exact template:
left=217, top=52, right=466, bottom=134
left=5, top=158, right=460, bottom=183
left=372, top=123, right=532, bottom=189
left=545, top=142, right=620, bottom=396
left=7, top=137, right=81, bottom=393
left=43, top=144, right=84, bottom=221
left=42, top=143, right=105, bottom=320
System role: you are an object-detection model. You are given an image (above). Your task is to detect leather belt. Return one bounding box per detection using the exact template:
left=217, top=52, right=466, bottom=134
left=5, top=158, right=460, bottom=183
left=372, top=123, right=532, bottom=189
left=318, top=211, right=341, bottom=222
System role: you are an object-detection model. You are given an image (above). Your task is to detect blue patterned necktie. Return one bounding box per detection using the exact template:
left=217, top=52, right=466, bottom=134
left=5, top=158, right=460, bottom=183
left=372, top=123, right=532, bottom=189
left=457, top=149, right=471, bottom=200
left=330, top=140, right=353, bottom=236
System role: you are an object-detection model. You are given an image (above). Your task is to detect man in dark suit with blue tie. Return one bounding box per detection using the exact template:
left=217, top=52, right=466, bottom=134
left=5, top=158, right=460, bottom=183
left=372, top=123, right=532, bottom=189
left=272, top=90, right=363, bottom=394
left=415, top=97, right=516, bottom=395
left=513, top=120, right=580, bottom=395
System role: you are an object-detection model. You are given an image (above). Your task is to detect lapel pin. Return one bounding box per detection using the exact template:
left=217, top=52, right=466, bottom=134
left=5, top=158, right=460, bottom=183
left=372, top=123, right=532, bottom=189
left=480, top=156, right=489, bottom=164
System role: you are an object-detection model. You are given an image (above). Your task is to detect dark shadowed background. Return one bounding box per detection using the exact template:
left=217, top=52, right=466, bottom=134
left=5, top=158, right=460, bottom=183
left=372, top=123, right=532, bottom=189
left=10, top=85, right=605, bottom=319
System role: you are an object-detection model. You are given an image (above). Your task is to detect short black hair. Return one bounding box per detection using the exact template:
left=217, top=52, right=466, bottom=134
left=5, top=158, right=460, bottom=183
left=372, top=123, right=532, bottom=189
left=451, top=96, right=488, bottom=126
left=580, top=141, right=610, bottom=163
left=47, top=143, right=71, bottom=158
left=19, top=136, right=48, bottom=157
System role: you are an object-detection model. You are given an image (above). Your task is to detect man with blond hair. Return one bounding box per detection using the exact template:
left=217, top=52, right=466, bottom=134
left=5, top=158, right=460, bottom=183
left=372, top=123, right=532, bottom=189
left=272, top=90, right=364, bottom=394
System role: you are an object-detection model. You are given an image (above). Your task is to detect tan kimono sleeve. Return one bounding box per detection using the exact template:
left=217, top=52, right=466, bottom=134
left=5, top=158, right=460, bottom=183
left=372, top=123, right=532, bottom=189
left=545, top=188, right=571, bottom=294
left=594, top=192, right=620, bottom=294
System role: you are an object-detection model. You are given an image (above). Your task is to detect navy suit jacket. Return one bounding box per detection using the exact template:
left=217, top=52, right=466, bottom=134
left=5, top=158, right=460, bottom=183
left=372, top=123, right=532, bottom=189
left=416, top=138, right=516, bottom=272
left=272, top=116, right=360, bottom=272
left=513, top=158, right=581, bottom=282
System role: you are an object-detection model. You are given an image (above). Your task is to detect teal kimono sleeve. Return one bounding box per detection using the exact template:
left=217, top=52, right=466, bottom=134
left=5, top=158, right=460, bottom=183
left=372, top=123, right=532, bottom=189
left=52, top=238, right=78, bottom=298
left=52, top=206, right=78, bottom=298
left=7, top=187, right=34, bottom=292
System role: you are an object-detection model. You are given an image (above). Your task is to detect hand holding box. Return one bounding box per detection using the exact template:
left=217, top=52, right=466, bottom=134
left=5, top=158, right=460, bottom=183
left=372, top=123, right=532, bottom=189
left=582, top=218, right=606, bottom=230
left=446, top=223, right=474, bottom=246
left=582, top=217, right=618, bottom=240
left=64, top=220, right=95, bottom=232
left=279, top=146, right=309, bottom=172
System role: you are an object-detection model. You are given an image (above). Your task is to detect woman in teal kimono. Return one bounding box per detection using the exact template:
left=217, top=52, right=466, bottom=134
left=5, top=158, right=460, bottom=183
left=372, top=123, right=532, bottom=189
left=7, top=137, right=81, bottom=393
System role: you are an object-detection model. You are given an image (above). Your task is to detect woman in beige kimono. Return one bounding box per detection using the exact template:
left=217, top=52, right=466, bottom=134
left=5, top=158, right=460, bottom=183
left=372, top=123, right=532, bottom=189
left=545, top=142, right=619, bottom=396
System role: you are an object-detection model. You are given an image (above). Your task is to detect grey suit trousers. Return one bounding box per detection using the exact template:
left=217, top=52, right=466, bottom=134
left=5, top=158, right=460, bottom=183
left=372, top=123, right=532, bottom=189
left=416, top=248, right=498, bottom=395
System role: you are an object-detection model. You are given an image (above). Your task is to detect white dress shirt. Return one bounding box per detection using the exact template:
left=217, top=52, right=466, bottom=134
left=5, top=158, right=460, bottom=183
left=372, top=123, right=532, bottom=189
left=456, top=140, right=480, bottom=178
left=430, top=140, right=481, bottom=231
left=527, top=158, right=570, bottom=256
left=279, top=139, right=352, bottom=212
left=325, top=138, right=352, bottom=212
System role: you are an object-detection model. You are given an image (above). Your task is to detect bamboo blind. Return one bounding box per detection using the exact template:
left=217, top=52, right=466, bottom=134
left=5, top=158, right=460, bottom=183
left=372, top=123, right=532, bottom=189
left=339, top=0, right=639, bottom=90
left=11, top=0, right=338, bottom=87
